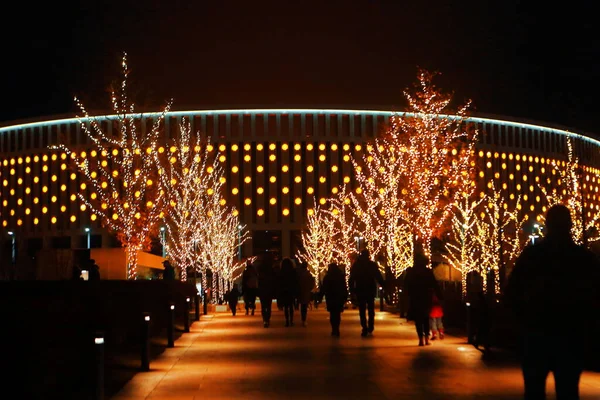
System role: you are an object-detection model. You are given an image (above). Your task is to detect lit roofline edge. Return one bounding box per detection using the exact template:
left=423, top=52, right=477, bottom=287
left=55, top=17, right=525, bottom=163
left=1, top=108, right=598, bottom=147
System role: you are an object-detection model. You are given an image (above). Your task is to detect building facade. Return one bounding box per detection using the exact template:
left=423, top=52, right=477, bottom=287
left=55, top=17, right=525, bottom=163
left=2, top=109, right=600, bottom=262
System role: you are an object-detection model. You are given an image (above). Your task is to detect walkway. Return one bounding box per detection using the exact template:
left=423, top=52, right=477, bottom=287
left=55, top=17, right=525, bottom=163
left=111, top=306, right=600, bottom=400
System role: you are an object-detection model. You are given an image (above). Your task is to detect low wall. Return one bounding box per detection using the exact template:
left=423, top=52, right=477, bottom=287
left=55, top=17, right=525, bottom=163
left=0, top=280, right=198, bottom=399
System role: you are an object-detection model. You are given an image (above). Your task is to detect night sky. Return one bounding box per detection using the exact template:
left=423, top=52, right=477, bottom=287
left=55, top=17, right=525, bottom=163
left=2, top=1, right=598, bottom=136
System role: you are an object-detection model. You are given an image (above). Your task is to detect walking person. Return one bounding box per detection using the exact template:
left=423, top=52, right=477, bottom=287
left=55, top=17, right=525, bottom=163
left=504, top=204, right=600, bottom=400
left=278, top=257, right=298, bottom=327
left=257, top=254, right=277, bottom=328
left=404, top=251, right=442, bottom=346
left=225, top=285, right=241, bottom=316
left=321, top=263, right=348, bottom=337
left=348, top=249, right=385, bottom=337
left=296, top=262, right=315, bottom=327
left=242, top=260, right=259, bottom=315
left=429, top=292, right=444, bottom=340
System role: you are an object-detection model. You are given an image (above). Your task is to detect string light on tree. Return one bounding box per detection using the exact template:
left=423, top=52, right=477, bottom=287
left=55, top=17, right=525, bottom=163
left=50, top=52, right=171, bottom=279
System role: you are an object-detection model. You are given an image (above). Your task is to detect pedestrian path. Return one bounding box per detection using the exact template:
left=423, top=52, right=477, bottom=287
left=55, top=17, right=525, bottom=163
left=112, top=307, right=600, bottom=399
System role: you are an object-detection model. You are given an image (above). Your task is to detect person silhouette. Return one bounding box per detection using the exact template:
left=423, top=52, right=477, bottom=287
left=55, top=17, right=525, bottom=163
left=505, top=204, right=600, bottom=400
left=404, top=251, right=442, bottom=346
left=278, top=257, right=298, bottom=327
left=321, top=263, right=347, bottom=337
left=349, top=249, right=385, bottom=337
left=242, top=260, right=259, bottom=315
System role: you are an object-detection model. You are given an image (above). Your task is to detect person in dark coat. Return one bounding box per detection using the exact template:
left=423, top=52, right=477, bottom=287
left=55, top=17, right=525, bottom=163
left=504, top=204, right=600, bottom=400
left=162, top=260, right=175, bottom=281
left=242, top=260, right=259, bottom=315
left=404, top=251, right=442, bottom=346
left=321, top=263, right=348, bottom=337
left=296, top=262, right=315, bottom=327
left=225, top=285, right=241, bottom=316
left=257, top=254, right=277, bottom=328
left=88, top=259, right=100, bottom=281
left=348, top=249, right=385, bottom=337
left=278, top=257, right=298, bottom=327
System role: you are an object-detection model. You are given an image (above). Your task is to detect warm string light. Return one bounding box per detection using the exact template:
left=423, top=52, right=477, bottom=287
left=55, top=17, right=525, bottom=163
left=444, top=193, right=484, bottom=297
left=49, top=52, right=171, bottom=279
left=327, top=186, right=360, bottom=286
left=159, top=121, right=213, bottom=282
left=297, top=197, right=336, bottom=288
left=348, top=69, right=478, bottom=267
left=477, top=181, right=527, bottom=294
left=538, top=136, right=600, bottom=245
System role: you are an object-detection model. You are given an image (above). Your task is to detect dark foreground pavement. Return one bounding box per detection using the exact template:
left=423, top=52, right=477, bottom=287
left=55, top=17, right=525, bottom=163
left=111, top=306, right=600, bottom=400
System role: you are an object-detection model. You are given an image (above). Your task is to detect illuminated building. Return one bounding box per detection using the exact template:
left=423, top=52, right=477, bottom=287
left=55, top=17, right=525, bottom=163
left=1, top=109, right=599, bottom=259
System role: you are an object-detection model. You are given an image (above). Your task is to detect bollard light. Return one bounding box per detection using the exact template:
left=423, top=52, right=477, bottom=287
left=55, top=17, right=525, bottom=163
left=466, top=302, right=471, bottom=307
left=184, top=297, right=191, bottom=332
left=141, top=312, right=151, bottom=371
left=167, top=303, right=175, bottom=347
left=94, top=332, right=105, bottom=400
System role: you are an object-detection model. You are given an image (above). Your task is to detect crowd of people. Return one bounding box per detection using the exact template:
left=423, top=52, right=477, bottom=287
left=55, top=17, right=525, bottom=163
left=221, top=247, right=450, bottom=343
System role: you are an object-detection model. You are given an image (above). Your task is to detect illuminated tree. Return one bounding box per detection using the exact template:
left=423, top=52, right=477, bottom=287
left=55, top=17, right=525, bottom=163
left=381, top=69, right=479, bottom=262
left=297, top=198, right=336, bottom=288
left=349, top=140, right=414, bottom=277
left=51, top=53, right=171, bottom=279
left=444, top=193, right=484, bottom=297
left=538, top=136, right=600, bottom=245
left=159, top=121, right=213, bottom=281
left=328, top=186, right=360, bottom=285
left=477, top=181, right=527, bottom=294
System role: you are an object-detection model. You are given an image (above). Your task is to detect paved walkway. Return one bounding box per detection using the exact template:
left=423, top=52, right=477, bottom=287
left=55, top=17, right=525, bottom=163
left=112, top=306, right=600, bottom=400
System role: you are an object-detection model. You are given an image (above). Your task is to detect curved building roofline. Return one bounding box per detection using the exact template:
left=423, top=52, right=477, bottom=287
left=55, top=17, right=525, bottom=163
left=1, top=108, right=598, bottom=147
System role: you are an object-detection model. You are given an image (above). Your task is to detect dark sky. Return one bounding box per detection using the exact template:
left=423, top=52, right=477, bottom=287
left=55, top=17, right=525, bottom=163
left=2, top=1, right=599, bottom=136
